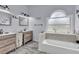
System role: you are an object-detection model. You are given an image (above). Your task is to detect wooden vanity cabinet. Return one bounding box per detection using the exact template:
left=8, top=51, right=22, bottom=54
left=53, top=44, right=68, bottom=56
left=0, top=34, right=16, bottom=54
left=16, top=33, right=23, bottom=48
left=23, top=31, right=32, bottom=45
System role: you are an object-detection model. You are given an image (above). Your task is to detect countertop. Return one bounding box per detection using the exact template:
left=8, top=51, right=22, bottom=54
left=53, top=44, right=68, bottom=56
left=0, top=32, right=16, bottom=36
left=0, top=30, right=33, bottom=36
left=18, top=30, right=32, bottom=33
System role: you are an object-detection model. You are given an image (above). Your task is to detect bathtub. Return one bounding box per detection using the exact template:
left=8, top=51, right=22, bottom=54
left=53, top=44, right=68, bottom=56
left=38, top=32, right=79, bottom=54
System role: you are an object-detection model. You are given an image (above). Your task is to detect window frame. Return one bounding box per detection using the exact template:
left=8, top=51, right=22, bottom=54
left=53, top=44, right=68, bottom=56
left=47, top=10, right=72, bottom=34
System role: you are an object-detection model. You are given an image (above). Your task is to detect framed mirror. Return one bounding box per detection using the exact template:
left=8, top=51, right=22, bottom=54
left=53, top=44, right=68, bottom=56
left=0, top=12, right=12, bottom=26
left=19, top=16, right=29, bottom=26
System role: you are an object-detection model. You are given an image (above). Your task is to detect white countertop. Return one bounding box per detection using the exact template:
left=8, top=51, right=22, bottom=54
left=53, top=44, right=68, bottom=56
left=0, top=30, right=32, bottom=36
left=23, top=30, right=32, bottom=32
left=0, top=32, right=15, bottom=36
left=18, top=30, right=32, bottom=33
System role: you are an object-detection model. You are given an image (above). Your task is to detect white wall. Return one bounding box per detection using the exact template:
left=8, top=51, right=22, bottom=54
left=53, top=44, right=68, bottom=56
left=29, top=5, right=76, bottom=32
left=29, top=17, right=46, bottom=41
left=0, top=5, right=29, bottom=33
left=8, top=5, right=29, bottom=15
left=28, top=5, right=76, bottom=42
left=29, top=5, right=75, bottom=17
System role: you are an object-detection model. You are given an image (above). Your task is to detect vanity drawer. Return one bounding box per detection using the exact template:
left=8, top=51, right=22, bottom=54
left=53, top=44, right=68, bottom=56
left=23, top=31, right=32, bottom=44
left=0, top=43, right=16, bottom=54
left=0, top=38, right=16, bottom=48
left=24, top=34, right=32, bottom=39
left=23, top=31, right=32, bottom=34
left=25, top=33, right=32, bottom=36
left=24, top=38, right=32, bottom=44
left=24, top=36, right=32, bottom=44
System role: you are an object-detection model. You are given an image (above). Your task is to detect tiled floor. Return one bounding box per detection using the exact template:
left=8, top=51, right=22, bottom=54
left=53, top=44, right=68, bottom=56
left=9, top=41, right=46, bottom=54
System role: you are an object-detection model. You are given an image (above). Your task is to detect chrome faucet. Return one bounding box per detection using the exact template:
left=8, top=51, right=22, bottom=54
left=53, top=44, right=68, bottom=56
left=0, top=29, right=3, bottom=34
left=24, top=28, right=27, bottom=31
left=53, top=28, right=56, bottom=33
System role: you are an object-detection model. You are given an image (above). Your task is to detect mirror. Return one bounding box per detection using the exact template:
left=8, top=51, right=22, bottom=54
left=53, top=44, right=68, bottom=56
left=0, top=11, right=12, bottom=26
left=19, top=15, right=29, bottom=26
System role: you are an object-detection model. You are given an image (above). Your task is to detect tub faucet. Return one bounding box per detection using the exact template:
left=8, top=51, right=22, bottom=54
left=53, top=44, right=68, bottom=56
left=53, top=28, right=56, bottom=33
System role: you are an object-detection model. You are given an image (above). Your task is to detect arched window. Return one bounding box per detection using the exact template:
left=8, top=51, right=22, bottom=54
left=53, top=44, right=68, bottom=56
left=47, top=10, right=71, bottom=34
left=50, top=10, right=66, bottom=18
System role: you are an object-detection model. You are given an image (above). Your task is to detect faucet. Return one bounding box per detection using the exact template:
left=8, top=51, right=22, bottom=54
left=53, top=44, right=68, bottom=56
left=24, top=28, right=27, bottom=31
left=53, top=28, right=56, bottom=33
left=0, top=29, right=3, bottom=34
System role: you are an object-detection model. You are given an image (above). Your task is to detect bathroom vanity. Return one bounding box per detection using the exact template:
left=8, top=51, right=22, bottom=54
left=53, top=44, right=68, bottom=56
left=0, top=33, right=16, bottom=54
left=23, top=31, right=32, bottom=45
left=0, top=30, right=33, bottom=54
left=16, top=31, right=33, bottom=48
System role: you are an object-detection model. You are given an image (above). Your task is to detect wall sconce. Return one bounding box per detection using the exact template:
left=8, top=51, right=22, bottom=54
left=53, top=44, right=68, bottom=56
left=21, top=12, right=30, bottom=17
left=76, top=10, right=79, bottom=14
left=0, top=5, right=9, bottom=10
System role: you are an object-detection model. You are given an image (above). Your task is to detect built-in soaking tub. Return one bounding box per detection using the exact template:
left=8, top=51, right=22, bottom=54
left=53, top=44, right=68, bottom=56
left=38, top=32, right=79, bottom=54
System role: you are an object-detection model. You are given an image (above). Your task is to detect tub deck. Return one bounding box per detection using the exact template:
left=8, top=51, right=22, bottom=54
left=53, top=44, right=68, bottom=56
left=39, top=39, right=79, bottom=54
